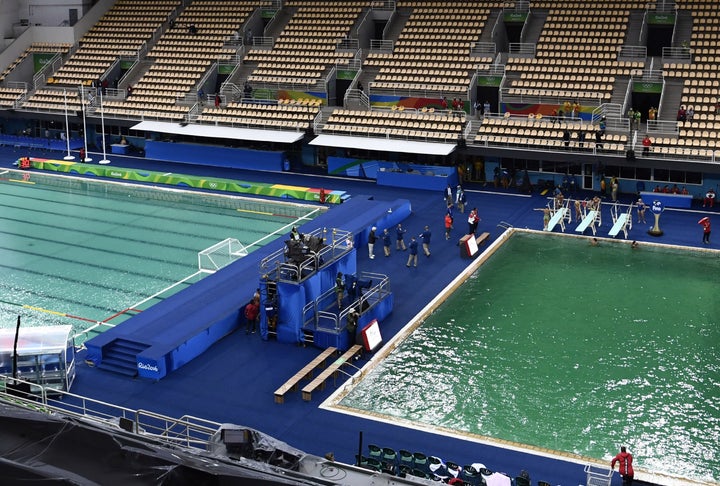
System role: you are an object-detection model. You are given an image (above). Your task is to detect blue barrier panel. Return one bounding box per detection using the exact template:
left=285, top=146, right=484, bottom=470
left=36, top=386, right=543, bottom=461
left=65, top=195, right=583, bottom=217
left=640, top=191, right=692, bottom=208
left=145, top=141, right=284, bottom=171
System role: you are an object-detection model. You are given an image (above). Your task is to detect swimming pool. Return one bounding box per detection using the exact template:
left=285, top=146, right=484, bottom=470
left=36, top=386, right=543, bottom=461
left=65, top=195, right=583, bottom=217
left=0, top=169, right=322, bottom=342
left=333, top=231, right=720, bottom=485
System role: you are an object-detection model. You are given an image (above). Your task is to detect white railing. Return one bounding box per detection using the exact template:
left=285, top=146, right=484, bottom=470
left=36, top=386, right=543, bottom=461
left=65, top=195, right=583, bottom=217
left=662, top=46, right=691, bottom=63
left=647, top=119, right=679, bottom=134
left=619, top=45, right=647, bottom=59
left=508, top=43, right=535, bottom=55
left=370, top=39, right=394, bottom=51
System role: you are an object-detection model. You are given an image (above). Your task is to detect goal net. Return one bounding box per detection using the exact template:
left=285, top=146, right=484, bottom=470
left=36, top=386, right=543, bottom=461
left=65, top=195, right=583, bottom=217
left=198, top=238, right=248, bottom=273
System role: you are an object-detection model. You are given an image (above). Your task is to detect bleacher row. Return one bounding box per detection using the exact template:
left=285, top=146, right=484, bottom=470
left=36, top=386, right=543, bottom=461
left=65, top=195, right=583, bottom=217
left=196, top=102, right=320, bottom=130
left=323, top=108, right=465, bottom=142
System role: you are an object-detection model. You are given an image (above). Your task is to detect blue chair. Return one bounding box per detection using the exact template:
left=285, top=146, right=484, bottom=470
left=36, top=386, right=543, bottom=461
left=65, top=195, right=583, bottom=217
left=398, top=449, right=414, bottom=468
left=514, top=476, right=531, bottom=486
left=460, top=465, right=483, bottom=486
left=412, top=452, right=428, bottom=472
left=363, top=457, right=382, bottom=471
left=367, top=444, right=382, bottom=460
left=382, top=447, right=397, bottom=464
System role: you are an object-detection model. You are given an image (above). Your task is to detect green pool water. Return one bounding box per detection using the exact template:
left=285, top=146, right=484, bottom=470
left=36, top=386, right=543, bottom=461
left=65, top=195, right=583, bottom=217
left=0, top=171, right=320, bottom=342
left=340, top=232, right=720, bottom=484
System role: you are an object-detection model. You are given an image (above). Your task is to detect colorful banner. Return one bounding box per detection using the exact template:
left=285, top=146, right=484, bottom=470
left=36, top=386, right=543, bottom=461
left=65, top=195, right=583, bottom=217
left=25, top=158, right=345, bottom=204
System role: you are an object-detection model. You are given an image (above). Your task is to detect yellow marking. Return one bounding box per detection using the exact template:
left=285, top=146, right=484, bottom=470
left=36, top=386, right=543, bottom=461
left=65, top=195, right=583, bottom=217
left=23, top=305, right=65, bottom=316
left=271, top=184, right=309, bottom=191
left=237, top=208, right=273, bottom=216
left=9, top=179, right=36, bottom=184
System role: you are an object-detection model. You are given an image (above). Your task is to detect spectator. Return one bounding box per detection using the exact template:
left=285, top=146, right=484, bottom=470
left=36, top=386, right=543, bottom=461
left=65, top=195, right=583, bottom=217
left=642, top=135, right=652, bottom=156
left=686, top=105, right=695, bottom=121
left=563, top=128, right=571, bottom=148
left=648, top=106, right=656, bottom=121
left=677, top=105, right=686, bottom=121
left=483, top=100, right=490, bottom=117
left=214, top=94, right=221, bottom=108
left=595, top=130, right=604, bottom=150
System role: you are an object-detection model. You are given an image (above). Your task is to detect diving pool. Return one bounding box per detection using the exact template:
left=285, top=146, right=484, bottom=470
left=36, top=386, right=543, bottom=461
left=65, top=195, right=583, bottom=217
left=333, top=231, right=719, bottom=485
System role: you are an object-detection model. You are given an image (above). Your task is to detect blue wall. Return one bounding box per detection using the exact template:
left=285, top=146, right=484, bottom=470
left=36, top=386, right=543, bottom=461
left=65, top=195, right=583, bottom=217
left=145, top=141, right=284, bottom=171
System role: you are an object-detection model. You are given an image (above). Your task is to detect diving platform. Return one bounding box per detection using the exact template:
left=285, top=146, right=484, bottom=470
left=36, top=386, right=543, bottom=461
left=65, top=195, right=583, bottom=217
left=576, top=210, right=599, bottom=234
left=609, top=203, right=633, bottom=239
left=545, top=207, right=569, bottom=232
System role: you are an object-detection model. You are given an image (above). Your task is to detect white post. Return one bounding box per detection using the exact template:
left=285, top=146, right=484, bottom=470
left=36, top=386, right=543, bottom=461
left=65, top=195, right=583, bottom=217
left=98, top=89, right=110, bottom=165
left=79, top=84, right=92, bottom=162
left=62, top=89, right=74, bottom=160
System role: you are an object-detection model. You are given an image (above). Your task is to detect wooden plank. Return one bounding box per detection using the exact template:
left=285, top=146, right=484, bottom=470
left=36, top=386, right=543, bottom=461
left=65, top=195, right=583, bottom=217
left=301, top=345, right=362, bottom=401
left=274, top=346, right=337, bottom=404
left=475, top=232, right=490, bottom=246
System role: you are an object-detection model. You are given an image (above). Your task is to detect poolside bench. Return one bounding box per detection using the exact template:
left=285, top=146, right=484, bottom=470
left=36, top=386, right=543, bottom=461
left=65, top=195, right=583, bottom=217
left=301, top=345, right=363, bottom=401
left=475, top=232, right=490, bottom=246
left=274, top=346, right=337, bottom=404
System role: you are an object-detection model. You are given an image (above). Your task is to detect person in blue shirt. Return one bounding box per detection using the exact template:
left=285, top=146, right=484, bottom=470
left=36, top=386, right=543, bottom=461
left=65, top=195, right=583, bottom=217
left=382, top=228, right=392, bottom=256
left=395, top=223, right=407, bottom=251
left=406, top=236, right=418, bottom=267
left=420, top=225, right=432, bottom=257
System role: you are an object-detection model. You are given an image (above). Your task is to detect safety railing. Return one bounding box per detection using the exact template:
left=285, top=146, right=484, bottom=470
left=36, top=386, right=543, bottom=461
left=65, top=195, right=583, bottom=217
left=259, top=228, right=353, bottom=284
left=0, top=375, right=221, bottom=450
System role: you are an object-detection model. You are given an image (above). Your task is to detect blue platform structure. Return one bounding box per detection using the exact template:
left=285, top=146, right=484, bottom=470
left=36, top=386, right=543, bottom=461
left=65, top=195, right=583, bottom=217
left=84, top=195, right=408, bottom=380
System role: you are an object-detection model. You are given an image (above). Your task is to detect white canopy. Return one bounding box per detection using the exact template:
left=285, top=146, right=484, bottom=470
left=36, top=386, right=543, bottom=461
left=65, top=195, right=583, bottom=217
left=131, top=121, right=305, bottom=144
left=309, top=134, right=456, bottom=156
left=0, top=325, right=72, bottom=355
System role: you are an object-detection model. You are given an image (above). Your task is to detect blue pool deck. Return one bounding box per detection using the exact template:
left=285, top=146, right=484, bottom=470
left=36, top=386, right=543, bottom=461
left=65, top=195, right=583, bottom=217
left=2, top=145, right=717, bottom=486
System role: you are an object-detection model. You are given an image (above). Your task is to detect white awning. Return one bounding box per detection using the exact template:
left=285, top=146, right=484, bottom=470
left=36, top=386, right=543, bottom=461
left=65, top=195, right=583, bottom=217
left=130, top=121, right=305, bottom=144
left=309, top=134, right=456, bottom=156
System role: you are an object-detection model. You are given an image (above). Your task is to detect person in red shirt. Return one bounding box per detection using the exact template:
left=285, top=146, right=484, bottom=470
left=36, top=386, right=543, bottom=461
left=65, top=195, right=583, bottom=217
left=244, top=297, right=260, bottom=334
left=444, top=213, right=453, bottom=240
left=642, top=135, right=652, bottom=156
left=611, top=446, right=634, bottom=485
left=700, top=217, right=711, bottom=244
